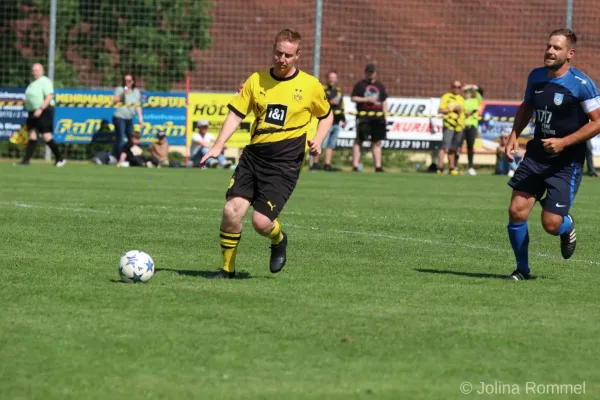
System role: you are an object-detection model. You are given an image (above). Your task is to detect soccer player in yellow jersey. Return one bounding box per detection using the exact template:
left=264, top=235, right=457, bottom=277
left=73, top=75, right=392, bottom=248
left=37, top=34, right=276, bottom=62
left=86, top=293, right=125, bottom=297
left=200, top=29, right=333, bottom=279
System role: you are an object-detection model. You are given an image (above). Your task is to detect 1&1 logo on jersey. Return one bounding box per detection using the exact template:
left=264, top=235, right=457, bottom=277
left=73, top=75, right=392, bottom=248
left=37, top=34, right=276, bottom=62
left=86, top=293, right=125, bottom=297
left=265, top=104, right=287, bottom=127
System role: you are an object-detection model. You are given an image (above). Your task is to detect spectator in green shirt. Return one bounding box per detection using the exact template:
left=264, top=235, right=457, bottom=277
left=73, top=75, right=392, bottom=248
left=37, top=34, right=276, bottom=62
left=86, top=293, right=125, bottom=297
left=460, top=84, right=483, bottom=175
left=16, top=63, right=65, bottom=166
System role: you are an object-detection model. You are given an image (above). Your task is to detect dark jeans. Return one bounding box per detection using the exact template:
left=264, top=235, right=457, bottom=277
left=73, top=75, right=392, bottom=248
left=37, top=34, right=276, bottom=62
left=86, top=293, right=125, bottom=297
left=585, top=140, right=596, bottom=175
left=112, top=117, right=133, bottom=157
left=460, top=126, right=477, bottom=168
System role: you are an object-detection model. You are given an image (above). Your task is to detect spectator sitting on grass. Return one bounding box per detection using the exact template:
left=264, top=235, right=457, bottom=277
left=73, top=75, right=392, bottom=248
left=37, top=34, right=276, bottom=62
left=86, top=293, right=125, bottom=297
left=90, top=119, right=117, bottom=165
left=117, top=130, right=146, bottom=167
left=189, top=119, right=231, bottom=168
left=495, top=130, right=523, bottom=177
left=150, top=130, right=169, bottom=167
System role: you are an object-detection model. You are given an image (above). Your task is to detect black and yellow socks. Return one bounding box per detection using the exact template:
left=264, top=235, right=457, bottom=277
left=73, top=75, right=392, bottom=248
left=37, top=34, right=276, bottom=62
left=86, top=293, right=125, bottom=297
left=267, top=219, right=284, bottom=245
left=219, top=230, right=241, bottom=272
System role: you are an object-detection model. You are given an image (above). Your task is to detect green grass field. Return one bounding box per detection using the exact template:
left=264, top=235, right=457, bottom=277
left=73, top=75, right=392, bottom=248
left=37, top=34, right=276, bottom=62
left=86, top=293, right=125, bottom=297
left=1, top=163, right=599, bottom=399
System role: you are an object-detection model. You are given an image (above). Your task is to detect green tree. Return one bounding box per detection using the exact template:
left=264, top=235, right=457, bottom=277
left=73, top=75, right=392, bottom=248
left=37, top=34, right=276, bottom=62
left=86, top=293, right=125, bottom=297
left=1, top=0, right=213, bottom=90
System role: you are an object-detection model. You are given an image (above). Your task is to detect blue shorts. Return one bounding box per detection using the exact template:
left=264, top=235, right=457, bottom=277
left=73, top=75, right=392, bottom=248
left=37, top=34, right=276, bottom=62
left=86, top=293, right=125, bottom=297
left=322, top=124, right=340, bottom=149
left=508, top=156, right=582, bottom=216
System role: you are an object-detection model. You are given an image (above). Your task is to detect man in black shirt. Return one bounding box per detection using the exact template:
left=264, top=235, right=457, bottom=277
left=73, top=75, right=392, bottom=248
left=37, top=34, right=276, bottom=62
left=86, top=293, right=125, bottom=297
left=351, top=64, right=388, bottom=172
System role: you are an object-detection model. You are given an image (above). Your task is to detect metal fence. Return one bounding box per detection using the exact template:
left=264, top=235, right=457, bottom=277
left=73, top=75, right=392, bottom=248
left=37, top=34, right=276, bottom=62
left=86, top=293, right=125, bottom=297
left=1, top=0, right=599, bottom=100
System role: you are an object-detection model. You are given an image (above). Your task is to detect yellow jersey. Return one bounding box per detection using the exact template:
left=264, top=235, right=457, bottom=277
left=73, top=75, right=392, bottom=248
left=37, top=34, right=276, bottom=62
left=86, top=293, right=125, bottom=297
left=440, top=92, right=465, bottom=132
left=228, top=68, right=330, bottom=169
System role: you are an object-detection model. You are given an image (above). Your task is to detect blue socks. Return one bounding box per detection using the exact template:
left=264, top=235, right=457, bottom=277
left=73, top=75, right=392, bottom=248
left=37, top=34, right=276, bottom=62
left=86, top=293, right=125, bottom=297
left=555, top=215, right=573, bottom=236
left=507, top=221, right=530, bottom=274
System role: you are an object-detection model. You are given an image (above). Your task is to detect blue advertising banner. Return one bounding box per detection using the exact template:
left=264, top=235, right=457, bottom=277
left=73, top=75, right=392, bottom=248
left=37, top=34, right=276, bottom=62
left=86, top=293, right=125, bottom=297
left=53, top=89, right=187, bottom=145
left=479, top=101, right=534, bottom=141
left=0, top=88, right=27, bottom=140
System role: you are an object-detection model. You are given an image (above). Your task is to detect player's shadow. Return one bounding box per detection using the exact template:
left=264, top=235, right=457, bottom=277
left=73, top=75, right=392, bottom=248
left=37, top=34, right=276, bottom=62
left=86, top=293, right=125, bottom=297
left=414, top=268, right=538, bottom=280
left=157, top=268, right=253, bottom=280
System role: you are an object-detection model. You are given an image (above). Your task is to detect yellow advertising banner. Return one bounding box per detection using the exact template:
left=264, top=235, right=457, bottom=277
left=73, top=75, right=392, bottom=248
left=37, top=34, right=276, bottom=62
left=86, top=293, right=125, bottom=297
left=186, top=93, right=252, bottom=148
left=186, top=92, right=319, bottom=149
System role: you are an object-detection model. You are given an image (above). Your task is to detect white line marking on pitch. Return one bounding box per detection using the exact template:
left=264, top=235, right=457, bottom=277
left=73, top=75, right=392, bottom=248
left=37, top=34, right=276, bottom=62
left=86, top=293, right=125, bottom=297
left=1, top=201, right=598, bottom=266
left=284, top=223, right=600, bottom=266
left=0, top=201, right=111, bottom=214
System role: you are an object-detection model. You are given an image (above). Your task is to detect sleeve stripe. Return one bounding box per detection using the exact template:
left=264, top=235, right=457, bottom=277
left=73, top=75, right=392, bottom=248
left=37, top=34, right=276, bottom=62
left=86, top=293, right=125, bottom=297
left=581, top=97, right=600, bottom=114
left=227, top=104, right=246, bottom=119
left=317, top=106, right=331, bottom=120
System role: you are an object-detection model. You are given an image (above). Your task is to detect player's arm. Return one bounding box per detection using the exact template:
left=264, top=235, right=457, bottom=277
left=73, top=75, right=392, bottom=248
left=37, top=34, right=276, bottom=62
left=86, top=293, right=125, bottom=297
left=505, top=101, right=533, bottom=161
left=506, top=69, right=535, bottom=161
left=308, top=82, right=334, bottom=155
left=200, top=76, right=254, bottom=164
left=512, top=70, right=536, bottom=139
left=200, top=112, right=242, bottom=164
left=308, top=113, right=333, bottom=156
left=313, top=113, right=333, bottom=144
left=545, top=108, right=600, bottom=153
left=511, top=102, right=534, bottom=138
left=543, top=81, right=600, bottom=154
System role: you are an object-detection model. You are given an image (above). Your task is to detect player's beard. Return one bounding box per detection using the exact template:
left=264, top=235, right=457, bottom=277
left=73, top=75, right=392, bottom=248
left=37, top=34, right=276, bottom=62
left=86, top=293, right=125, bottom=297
left=545, top=55, right=566, bottom=71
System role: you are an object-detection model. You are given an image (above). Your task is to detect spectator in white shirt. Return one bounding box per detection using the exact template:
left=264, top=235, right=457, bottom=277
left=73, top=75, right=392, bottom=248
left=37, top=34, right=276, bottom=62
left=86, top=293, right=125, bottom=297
left=190, top=120, right=231, bottom=168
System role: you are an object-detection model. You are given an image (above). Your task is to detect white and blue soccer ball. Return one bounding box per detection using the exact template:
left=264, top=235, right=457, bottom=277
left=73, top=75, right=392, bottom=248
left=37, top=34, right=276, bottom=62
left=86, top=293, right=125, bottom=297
left=118, top=250, right=155, bottom=283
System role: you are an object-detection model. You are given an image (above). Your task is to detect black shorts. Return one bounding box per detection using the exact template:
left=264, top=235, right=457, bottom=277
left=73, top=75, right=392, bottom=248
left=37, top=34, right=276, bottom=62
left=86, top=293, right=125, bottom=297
left=225, top=154, right=299, bottom=221
left=357, top=119, right=387, bottom=142
left=508, top=156, right=583, bottom=216
left=26, top=107, right=54, bottom=134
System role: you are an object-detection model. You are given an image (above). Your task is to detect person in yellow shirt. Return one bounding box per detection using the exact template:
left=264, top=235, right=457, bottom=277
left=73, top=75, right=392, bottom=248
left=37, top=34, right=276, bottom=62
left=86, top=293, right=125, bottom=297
left=200, top=29, right=333, bottom=279
left=437, top=81, right=465, bottom=174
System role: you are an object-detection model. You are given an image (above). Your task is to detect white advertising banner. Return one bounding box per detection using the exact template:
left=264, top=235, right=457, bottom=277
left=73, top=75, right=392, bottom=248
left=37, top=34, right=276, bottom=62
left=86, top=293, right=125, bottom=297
left=337, top=96, right=443, bottom=151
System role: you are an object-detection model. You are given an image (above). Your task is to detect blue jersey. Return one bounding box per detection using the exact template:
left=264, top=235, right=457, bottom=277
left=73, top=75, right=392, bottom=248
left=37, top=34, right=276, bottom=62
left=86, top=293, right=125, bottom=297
left=523, top=66, right=600, bottom=163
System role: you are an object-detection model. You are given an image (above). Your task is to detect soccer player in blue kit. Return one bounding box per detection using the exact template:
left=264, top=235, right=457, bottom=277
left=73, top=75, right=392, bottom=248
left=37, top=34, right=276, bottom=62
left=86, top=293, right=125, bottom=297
left=505, top=29, right=600, bottom=280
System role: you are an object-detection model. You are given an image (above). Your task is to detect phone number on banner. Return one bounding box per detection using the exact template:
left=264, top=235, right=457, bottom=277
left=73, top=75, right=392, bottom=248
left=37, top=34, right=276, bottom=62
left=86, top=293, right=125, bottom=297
left=336, top=138, right=440, bottom=150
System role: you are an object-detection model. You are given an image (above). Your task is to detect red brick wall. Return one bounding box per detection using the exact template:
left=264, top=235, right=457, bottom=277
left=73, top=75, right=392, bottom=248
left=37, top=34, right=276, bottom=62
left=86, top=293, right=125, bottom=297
left=189, top=0, right=600, bottom=100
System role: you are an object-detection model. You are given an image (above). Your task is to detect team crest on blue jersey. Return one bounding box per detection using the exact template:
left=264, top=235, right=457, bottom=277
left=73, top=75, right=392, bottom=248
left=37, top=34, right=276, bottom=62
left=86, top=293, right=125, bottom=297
left=554, top=93, right=564, bottom=106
